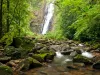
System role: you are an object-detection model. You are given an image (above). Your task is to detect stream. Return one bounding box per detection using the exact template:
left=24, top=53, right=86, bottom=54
left=25, top=52, right=100, bottom=75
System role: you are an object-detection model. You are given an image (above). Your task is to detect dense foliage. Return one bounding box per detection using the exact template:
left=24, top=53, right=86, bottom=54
left=54, top=0, right=100, bottom=41
left=0, top=0, right=43, bottom=45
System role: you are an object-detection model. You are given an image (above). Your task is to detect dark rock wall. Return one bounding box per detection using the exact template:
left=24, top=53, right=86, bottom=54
left=30, top=0, right=47, bottom=34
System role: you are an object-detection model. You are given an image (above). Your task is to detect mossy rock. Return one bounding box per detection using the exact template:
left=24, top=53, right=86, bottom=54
left=73, top=54, right=93, bottom=65
left=11, top=37, right=35, bottom=51
left=21, top=37, right=35, bottom=51
left=16, top=57, right=42, bottom=71
left=0, top=63, right=13, bottom=75
left=32, top=43, right=45, bottom=53
left=92, top=43, right=100, bottom=49
left=32, top=53, right=47, bottom=62
left=4, top=46, right=15, bottom=56
left=4, top=46, right=29, bottom=59
left=32, top=51, right=55, bottom=62
left=0, top=56, right=11, bottom=63
left=37, top=47, right=50, bottom=53
left=45, top=51, right=55, bottom=61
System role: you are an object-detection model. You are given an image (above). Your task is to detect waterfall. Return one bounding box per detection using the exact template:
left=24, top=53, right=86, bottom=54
left=42, top=1, right=55, bottom=34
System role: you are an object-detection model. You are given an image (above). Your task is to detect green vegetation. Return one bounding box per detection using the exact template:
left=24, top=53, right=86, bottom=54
left=0, top=0, right=43, bottom=46
left=48, top=0, right=100, bottom=42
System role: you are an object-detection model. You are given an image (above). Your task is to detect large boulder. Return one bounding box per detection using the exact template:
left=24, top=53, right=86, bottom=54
left=73, top=54, right=93, bottom=65
left=32, top=51, right=55, bottom=62
left=0, top=63, right=13, bottom=75
left=16, top=57, right=42, bottom=71
left=32, top=53, right=47, bottom=62
left=50, top=45, right=61, bottom=51
left=32, top=43, right=45, bottom=53
left=92, top=60, right=100, bottom=69
left=61, top=50, right=74, bottom=55
left=4, top=46, right=29, bottom=59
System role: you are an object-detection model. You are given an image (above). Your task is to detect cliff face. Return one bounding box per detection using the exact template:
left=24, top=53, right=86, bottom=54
left=30, top=0, right=46, bottom=33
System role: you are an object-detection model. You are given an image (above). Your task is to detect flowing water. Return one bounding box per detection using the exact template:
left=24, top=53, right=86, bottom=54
left=25, top=51, right=100, bottom=75
left=42, top=2, right=55, bottom=34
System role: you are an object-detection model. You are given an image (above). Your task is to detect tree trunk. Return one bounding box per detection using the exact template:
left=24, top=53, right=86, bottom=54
left=7, top=0, right=10, bottom=32
left=0, top=0, right=3, bottom=38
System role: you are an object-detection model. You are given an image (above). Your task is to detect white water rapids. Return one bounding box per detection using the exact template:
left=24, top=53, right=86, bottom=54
left=42, top=2, right=55, bottom=34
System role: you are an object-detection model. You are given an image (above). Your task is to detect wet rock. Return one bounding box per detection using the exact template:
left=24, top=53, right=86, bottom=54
left=73, top=54, right=93, bottom=65
left=45, top=51, right=55, bottom=61
left=61, top=50, right=74, bottom=55
left=70, top=51, right=77, bottom=57
left=73, top=63, right=85, bottom=67
left=71, top=47, right=80, bottom=51
left=92, top=60, right=100, bottom=69
left=0, top=63, right=13, bottom=75
left=0, top=56, right=11, bottom=63
left=60, top=44, right=70, bottom=51
left=91, top=49, right=100, bottom=53
left=16, top=57, right=42, bottom=71
left=32, top=43, right=45, bottom=53
left=32, top=53, right=47, bottom=62
left=76, top=50, right=82, bottom=54
left=50, top=45, right=61, bottom=51
left=32, top=51, right=55, bottom=62
left=66, top=66, right=78, bottom=70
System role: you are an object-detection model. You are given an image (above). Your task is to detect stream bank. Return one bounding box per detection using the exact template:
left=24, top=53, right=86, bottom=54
left=0, top=37, right=100, bottom=75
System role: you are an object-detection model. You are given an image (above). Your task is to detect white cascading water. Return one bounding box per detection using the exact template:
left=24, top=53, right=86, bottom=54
left=42, top=2, right=55, bottom=34
left=56, top=51, right=63, bottom=58
left=78, top=44, right=94, bottom=58
left=82, top=51, right=94, bottom=58
left=54, top=51, right=73, bottom=65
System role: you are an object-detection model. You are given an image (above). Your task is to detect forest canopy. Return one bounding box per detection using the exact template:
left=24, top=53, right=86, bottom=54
left=53, top=0, right=100, bottom=41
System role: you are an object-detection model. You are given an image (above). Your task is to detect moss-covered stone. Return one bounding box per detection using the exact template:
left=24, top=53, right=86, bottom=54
left=32, top=51, right=55, bottom=62
left=16, top=57, right=42, bottom=71
left=32, top=53, right=47, bottom=62
left=0, top=56, right=11, bottom=63
left=11, top=37, right=35, bottom=51
left=45, top=51, right=55, bottom=61
left=32, top=43, right=45, bottom=53
left=0, top=63, right=13, bottom=75
left=4, top=46, right=29, bottom=59
left=4, top=46, right=15, bottom=56
left=73, top=54, right=93, bottom=65
left=37, top=47, right=49, bottom=53
left=92, top=43, right=100, bottom=49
